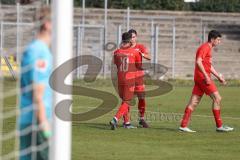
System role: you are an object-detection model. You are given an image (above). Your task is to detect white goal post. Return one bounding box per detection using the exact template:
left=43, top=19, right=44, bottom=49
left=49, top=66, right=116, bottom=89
left=50, top=0, right=73, bottom=160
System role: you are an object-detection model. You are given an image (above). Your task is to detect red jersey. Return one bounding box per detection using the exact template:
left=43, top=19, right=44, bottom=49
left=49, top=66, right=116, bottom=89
left=114, top=47, right=141, bottom=85
left=132, top=43, right=148, bottom=63
left=194, top=42, right=212, bottom=81
left=132, top=43, right=148, bottom=78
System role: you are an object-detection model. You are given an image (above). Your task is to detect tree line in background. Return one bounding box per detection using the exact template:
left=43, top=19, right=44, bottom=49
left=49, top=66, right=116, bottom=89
left=1, top=0, right=240, bottom=12
left=75, top=0, right=240, bottom=12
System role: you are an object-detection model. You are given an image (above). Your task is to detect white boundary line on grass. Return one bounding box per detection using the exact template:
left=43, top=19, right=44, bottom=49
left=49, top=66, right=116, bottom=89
left=4, top=105, right=240, bottom=120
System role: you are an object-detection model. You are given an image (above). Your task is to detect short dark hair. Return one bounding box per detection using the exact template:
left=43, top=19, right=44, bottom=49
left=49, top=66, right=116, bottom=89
left=128, top=29, right=137, bottom=36
left=208, top=30, right=222, bottom=42
left=122, top=32, right=132, bottom=43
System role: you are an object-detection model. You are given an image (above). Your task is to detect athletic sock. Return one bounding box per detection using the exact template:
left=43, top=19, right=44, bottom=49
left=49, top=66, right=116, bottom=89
left=138, top=99, right=146, bottom=118
left=123, top=106, right=130, bottom=124
left=212, top=109, right=223, bottom=128
left=113, top=117, right=118, bottom=123
left=115, top=102, right=129, bottom=120
left=180, top=107, right=193, bottom=128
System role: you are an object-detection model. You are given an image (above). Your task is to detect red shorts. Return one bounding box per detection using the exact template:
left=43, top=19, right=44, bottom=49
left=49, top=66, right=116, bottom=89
left=135, top=77, right=145, bottom=93
left=192, top=80, right=218, bottom=96
left=118, top=84, right=135, bottom=101
left=135, top=70, right=145, bottom=93
left=135, top=84, right=145, bottom=93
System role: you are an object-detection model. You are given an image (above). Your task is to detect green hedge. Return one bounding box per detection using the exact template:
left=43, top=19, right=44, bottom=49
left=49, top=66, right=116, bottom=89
left=74, top=0, right=185, bottom=10
left=2, top=0, right=240, bottom=12
left=74, top=0, right=240, bottom=12
left=1, top=0, right=16, bottom=4
left=189, top=0, right=240, bottom=12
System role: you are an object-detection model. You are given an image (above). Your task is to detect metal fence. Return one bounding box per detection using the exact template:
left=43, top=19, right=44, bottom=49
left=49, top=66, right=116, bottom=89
left=73, top=24, right=105, bottom=78
left=1, top=2, right=240, bottom=79
left=122, top=12, right=177, bottom=78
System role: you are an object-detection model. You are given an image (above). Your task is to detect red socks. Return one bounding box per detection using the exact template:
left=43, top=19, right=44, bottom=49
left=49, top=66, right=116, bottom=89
left=180, top=107, right=193, bottom=128
left=181, top=107, right=223, bottom=128
left=138, top=99, right=146, bottom=118
left=123, top=106, right=130, bottom=124
left=115, top=102, right=129, bottom=121
left=212, top=109, right=223, bottom=128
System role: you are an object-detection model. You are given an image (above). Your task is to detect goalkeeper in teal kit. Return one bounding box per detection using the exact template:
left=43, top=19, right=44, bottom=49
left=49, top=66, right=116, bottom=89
left=19, top=7, right=52, bottom=160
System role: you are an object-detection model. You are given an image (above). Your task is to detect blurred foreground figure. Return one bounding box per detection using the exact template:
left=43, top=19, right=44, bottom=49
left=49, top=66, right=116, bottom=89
left=19, top=7, right=53, bottom=160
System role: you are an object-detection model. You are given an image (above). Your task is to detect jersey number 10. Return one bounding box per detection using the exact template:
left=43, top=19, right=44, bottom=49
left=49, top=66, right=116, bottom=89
left=120, top=57, right=129, bottom=72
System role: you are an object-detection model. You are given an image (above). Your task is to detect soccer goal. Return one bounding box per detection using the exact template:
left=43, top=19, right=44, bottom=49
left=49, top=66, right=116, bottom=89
left=0, top=0, right=73, bottom=160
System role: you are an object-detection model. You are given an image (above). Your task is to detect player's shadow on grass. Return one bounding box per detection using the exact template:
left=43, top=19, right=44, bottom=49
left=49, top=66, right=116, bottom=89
left=74, top=122, right=179, bottom=132
left=73, top=122, right=111, bottom=130
left=149, top=126, right=179, bottom=132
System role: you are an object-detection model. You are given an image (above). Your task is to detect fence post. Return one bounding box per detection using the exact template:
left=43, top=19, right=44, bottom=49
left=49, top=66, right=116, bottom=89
left=127, top=7, right=130, bottom=31
left=0, top=14, right=2, bottom=158
left=46, top=0, right=50, bottom=5
left=76, top=26, right=81, bottom=79
left=203, top=25, right=206, bottom=42
left=117, top=25, right=122, bottom=46
left=103, top=0, right=108, bottom=78
left=0, top=22, right=3, bottom=71
left=172, top=19, right=176, bottom=79
left=151, top=19, right=154, bottom=64
left=154, top=25, right=159, bottom=73
left=16, top=3, right=20, bottom=66
left=82, top=0, right=85, bottom=37
left=200, top=17, right=203, bottom=44
left=100, top=28, right=104, bottom=76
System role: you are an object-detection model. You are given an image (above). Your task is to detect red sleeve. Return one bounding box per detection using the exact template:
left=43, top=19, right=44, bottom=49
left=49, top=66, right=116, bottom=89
left=196, top=46, right=207, bottom=59
left=135, top=51, right=142, bottom=69
left=138, top=44, right=148, bottom=54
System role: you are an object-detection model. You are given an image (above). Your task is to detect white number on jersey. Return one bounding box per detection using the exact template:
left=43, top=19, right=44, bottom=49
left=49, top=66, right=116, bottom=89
left=120, top=56, right=129, bottom=72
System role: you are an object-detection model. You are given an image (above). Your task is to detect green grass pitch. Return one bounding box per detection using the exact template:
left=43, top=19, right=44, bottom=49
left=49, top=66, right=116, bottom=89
left=1, top=79, right=240, bottom=160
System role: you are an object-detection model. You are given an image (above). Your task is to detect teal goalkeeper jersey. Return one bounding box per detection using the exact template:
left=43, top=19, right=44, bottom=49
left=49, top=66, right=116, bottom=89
left=20, top=39, right=53, bottom=125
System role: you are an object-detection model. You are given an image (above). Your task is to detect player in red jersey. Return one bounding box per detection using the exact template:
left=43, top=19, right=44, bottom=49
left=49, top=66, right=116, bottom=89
left=109, top=32, right=142, bottom=130
left=179, top=30, right=234, bottom=132
left=122, top=29, right=151, bottom=128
